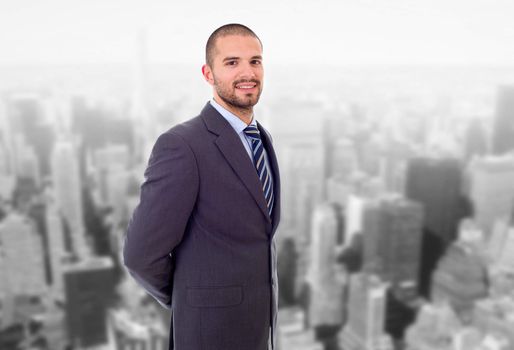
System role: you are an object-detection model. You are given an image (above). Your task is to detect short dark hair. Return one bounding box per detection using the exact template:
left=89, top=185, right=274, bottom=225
left=205, top=23, right=262, bottom=67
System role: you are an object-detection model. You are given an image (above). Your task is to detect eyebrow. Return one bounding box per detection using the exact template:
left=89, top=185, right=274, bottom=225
left=222, top=55, right=263, bottom=62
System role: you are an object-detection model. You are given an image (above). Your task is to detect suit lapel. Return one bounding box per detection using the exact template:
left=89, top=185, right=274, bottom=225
left=200, top=102, right=273, bottom=228
left=257, top=120, right=281, bottom=237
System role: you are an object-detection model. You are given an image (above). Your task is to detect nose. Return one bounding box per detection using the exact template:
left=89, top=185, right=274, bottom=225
left=239, top=61, right=257, bottom=80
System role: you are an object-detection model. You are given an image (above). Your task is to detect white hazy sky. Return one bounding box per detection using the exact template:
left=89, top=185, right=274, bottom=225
left=1, top=0, right=513, bottom=65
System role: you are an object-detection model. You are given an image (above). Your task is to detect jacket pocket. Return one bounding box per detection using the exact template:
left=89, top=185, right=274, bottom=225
left=186, top=285, right=243, bottom=308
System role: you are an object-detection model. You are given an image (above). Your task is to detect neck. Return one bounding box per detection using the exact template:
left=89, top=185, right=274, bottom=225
left=213, top=96, right=253, bottom=125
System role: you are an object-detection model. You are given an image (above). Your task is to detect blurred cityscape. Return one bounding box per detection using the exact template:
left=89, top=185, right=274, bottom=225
left=1, top=40, right=514, bottom=350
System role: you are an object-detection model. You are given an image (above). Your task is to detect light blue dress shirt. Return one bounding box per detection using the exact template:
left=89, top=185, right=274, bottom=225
left=209, top=98, right=274, bottom=192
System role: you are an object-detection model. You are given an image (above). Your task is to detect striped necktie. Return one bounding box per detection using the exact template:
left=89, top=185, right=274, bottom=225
left=243, top=125, right=274, bottom=218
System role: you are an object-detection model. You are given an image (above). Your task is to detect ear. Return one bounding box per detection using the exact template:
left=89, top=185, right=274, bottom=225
left=202, top=64, right=214, bottom=86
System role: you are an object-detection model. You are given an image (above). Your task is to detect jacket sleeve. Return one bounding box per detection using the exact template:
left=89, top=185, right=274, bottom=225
left=122, top=131, right=199, bottom=308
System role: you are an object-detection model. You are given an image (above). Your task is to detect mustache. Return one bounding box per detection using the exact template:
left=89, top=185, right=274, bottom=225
left=233, top=79, right=260, bottom=87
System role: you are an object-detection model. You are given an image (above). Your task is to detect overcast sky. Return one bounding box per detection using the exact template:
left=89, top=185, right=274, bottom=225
left=1, top=0, right=513, bottom=65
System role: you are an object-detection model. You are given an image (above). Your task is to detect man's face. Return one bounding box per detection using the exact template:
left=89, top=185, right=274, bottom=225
left=203, top=34, right=264, bottom=112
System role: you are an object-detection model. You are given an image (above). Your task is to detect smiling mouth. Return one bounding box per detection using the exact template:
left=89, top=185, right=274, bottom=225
left=235, top=81, right=259, bottom=90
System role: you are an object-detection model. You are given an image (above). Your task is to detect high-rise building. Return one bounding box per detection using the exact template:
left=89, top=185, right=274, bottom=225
left=91, top=144, right=131, bottom=225
left=280, top=140, right=325, bottom=297
left=488, top=219, right=510, bottom=264
left=6, top=93, right=55, bottom=177
left=0, top=212, right=46, bottom=297
left=492, top=85, right=514, bottom=155
left=0, top=98, right=14, bottom=177
left=0, top=230, right=7, bottom=320
left=362, top=196, right=424, bottom=300
left=13, top=134, right=40, bottom=186
left=327, top=171, right=384, bottom=213
left=326, top=176, right=350, bottom=209
left=486, top=219, right=514, bottom=272
left=379, top=109, right=416, bottom=194
left=0, top=98, right=11, bottom=143
left=359, top=133, right=382, bottom=177
left=265, top=98, right=326, bottom=229
left=405, top=157, right=464, bottom=296
left=105, top=167, right=131, bottom=227
left=469, top=154, right=514, bottom=236
left=338, top=273, right=390, bottom=350
left=345, top=195, right=366, bottom=248
left=306, top=203, right=346, bottom=328
left=0, top=122, right=15, bottom=198
left=51, top=137, right=89, bottom=259
left=464, top=117, right=488, bottom=160
left=330, top=137, right=359, bottom=182
left=281, top=140, right=325, bottom=232
left=44, top=188, right=67, bottom=297
left=497, top=227, right=514, bottom=270
left=63, top=257, right=115, bottom=348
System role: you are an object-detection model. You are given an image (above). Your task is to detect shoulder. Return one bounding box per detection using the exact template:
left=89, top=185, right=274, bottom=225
left=147, top=117, right=203, bottom=171
left=156, top=114, right=205, bottom=148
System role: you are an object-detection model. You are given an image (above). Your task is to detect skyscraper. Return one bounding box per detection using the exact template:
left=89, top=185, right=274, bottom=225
left=0, top=105, right=15, bottom=198
left=359, top=133, right=382, bottom=177
left=64, top=257, right=115, bottom=348
left=338, top=273, right=390, bottom=350
left=405, top=157, right=464, bottom=296
left=306, top=203, right=346, bottom=328
left=0, top=98, right=14, bottom=177
left=6, top=93, right=55, bottom=177
left=281, top=140, right=325, bottom=232
left=281, top=140, right=325, bottom=297
left=468, top=154, right=514, bottom=236
left=13, top=134, right=40, bottom=186
left=492, top=85, right=514, bottom=155
left=0, top=212, right=46, bottom=297
left=362, top=196, right=424, bottom=300
left=51, top=137, right=89, bottom=259
left=464, top=117, right=488, bottom=161
left=330, top=137, right=358, bottom=182
left=345, top=194, right=366, bottom=248
left=44, top=187, right=67, bottom=297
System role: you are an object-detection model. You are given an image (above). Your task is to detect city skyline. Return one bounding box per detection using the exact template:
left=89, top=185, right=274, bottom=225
left=1, top=15, right=514, bottom=346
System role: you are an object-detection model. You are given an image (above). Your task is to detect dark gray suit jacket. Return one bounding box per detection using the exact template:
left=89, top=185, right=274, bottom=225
left=123, top=102, right=281, bottom=350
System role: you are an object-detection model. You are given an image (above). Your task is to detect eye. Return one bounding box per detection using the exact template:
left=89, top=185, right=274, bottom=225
left=225, top=60, right=237, bottom=66
left=252, top=60, right=262, bottom=65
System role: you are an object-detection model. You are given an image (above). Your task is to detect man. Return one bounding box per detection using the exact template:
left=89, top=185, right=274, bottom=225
left=123, top=23, right=281, bottom=350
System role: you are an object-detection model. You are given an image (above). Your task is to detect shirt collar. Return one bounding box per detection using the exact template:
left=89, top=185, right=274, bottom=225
left=210, top=98, right=257, bottom=134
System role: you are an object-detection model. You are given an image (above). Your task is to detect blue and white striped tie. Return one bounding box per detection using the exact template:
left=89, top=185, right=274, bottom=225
left=243, top=125, right=274, bottom=218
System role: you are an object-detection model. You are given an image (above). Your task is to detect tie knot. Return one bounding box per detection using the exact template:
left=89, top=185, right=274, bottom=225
left=243, top=125, right=261, bottom=140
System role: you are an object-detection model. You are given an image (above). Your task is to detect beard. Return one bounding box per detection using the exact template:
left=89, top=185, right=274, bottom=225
left=213, top=76, right=263, bottom=112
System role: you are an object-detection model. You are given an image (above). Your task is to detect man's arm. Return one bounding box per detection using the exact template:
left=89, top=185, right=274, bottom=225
left=123, top=131, right=199, bottom=308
